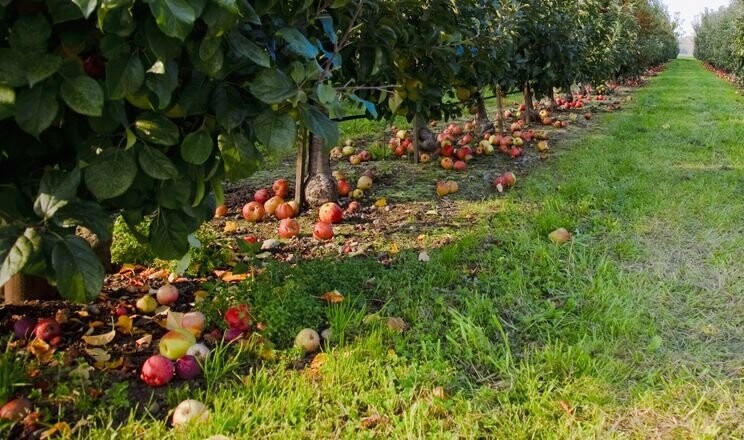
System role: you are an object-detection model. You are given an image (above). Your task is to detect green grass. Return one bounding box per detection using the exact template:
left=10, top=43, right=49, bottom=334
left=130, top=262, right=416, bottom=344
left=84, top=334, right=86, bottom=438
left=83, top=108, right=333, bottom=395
left=77, top=59, right=744, bottom=438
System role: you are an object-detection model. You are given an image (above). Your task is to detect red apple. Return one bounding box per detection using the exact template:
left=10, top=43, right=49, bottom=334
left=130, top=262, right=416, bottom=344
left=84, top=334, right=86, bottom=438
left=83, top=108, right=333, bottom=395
left=440, top=157, right=454, bottom=170
left=141, top=354, right=175, bottom=387
left=263, top=196, right=283, bottom=216
left=456, top=146, right=473, bottom=161
left=14, top=317, right=36, bottom=339
left=181, top=311, right=205, bottom=335
left=223, top=327, right=244, bottom=342
left=275, top=202, right=296, bottom=220
left=319, top=202, right=343, bottom=224
left=175, top=355, right=201, bottom=380
left=34, top=318, right=61, bottom=342
left=453, top=160, right=467, bottom=171
left=337, top=180, right=351, bottom=197
left=243, top=235, right=258, bottom=244
left=214, top=204, right=228, bottom=218
left=242, top=201, right=265, bottom=222
left=272, top=179, right=290, bottom=198
left=358, top=150, right=372, bottom=161
left=278, top=218, right=300, bottom=239
left=224, top=304, right=252, bottom=331
left=254, top=188, right=271, bottom=204
left=156, top=283, right=179, bottom=306
left=313, top=222, right=334, bottom=240
left=346, top=201, right=361, bottom=214
left=0, top=397, right=32, bottom=421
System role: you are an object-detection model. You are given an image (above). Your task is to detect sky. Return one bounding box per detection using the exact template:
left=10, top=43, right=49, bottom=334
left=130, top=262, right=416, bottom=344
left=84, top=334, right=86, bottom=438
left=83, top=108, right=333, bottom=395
left=661, top=0, right=734, bottom=36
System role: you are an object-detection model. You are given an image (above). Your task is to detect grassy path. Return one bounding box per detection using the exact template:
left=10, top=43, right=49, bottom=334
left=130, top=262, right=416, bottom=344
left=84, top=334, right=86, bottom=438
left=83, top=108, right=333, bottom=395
left=87, top=59, right=744, bottom=439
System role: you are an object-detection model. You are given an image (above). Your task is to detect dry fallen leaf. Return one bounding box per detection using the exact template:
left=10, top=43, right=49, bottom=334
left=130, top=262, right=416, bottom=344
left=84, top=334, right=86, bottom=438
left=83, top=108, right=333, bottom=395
left=305, top=352, right=328, bottom=380
left=386, top=317, right=408, bottom=332
left=432, top=386, right=446, bottom=399
left=136, top=334, right=153, bottom=349
left=418, top=251, right=430, bottom=262
left=27, top=338, right=54, bottom=364
left=320, top=290, right=345, bottom=304
left=147, top=268, right=169, bottom=280
left=41, top=421, right=71, bottom=439
left=94, top=357, right=123, bottom=371
left=360, top=414, right=389, bottom=429
left=223, top=221, right=238, bottom=233
left=559, top=400, right=574, bottom=415
left=374, top=198, right=387, bottom=207
left=117, top=263, right=137, bottom=275
left=82, top=329, right=116, bottom=346
left=165, top=311, right=184, bottom=331
left=221, top=272, right=249, bottom=283
left=84, top=348, right=111, bottom=363
left=116, top=315, right=134, bottom=335
left=390, top=243, right=400, bottom=254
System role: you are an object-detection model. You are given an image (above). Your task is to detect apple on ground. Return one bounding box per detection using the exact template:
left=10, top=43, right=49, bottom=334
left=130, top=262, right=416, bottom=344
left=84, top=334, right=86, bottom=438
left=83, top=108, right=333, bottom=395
left=313, top=222, right=334, bottom=240
left=186, top=343, right=210, bottom=362
left=263, top=196, right=283, bottom=216
left=34, top=319, right=61, bottom=342
left=181, top=312, right=205, bottom=336
left=436, top=180, right=449, bottom=197
left=242, top=201, right=265, bottom=222
left=175, top=355, right=202, bottom=380
left=294, top=328, right=321, bottom=353
left=337, top=180, right=351, bottom=196
left=224, top=304, right=252, bottom=331
left=172, top=399, right=209, bottom=427
left=159, top=329, right=197, bottom=360
left=349, top=154, right=362, bottom=165
left=319, top=202, right=343, bottom=224
left=254, top=188, right=271, bottom=204
left=14, top=317, right=36, bottom=339
left=357, top=175, right=373, bottom=190
left=346, top=201, right=361, bottom=213
left=0, top=397, right=33, bottom=421
left=548, top=228, right=572, bottom=244
left=278, top=218, right=300, bottom=239
left=440, top=157, right=454, bottom=170
left=272, top=179, right=290, bottom=198
left=453, top=160, right=467, bottom=171
left=351, top=188, right=364, bottom=199
left=342, top=145, right=355, bottom=156
left=214, top=204, right=228, bottom=218
left=136, top=295, right=158, bottom=314
left=275, top=202, right=296, bottom=220
left=141, top=355, right=175, bottom=387
left=156, top=284, right=179, bottom=306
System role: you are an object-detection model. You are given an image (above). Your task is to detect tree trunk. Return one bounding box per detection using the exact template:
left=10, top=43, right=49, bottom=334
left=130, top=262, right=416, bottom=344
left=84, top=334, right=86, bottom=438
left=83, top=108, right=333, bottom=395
left=294, top=128, right=308, bottom=207
left=414, top=113, right=438, bottom=155
left=565, top=83, right=574, bottom=103
left=496, top=85, right=505, bottom=135
left=3, top=274, right=59, bottom=304
left=474, top=91, right=492, bottom=135
left=304, top=133, right=338, bottom=207
left=546, top=87, right=556, bottom=112
left=523, top=82, right=535, bottom=125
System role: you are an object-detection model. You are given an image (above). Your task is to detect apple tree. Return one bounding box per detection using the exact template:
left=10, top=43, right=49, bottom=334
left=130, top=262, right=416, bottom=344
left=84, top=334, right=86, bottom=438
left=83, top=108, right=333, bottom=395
left=0, top=0, right=355, bottom=302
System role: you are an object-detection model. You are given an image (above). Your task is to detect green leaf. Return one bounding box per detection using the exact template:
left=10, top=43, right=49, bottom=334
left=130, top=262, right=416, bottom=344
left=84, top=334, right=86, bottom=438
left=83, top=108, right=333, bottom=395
left=248, top=69, right=297, bottom=104
left=177, top=72, right=213, bottom=116
left=145, top=59, right=178, bottom=109
left=54, top=200, right=113, bottom=242
left=0, top=185, right=25, bottom=223
left=24, top=54, right=62, bottom=87
left=84, top=148, right=137, bottom=200
left=226, top=30, right=270, bottom=67
left=0, top=85, right=15, bottom=120
left=135, top=112, right=180, bottom=146
left=299, top=104, right=338, bottom=147
left=316, top=83, right=336, bottom=105
left=145, top=17, right=182, bottom=60
left=47, top=0, right=87, bottom=23
left=218, top=132, right=261, bottom=181
left=199, top=36, right=222, bottom=61
left=158, top=178, right=191, bottom=209
left=9, top=14, right=51, bottom=53
left=52, top=235, right=104, bottom=303
left=33, top=167, right=81, bottom=220
left=72, top=0, right=98, bottom=18
left=98, top=1, right=135, bottom=37
left=277, top=27, right=319, bottom=59
left=254, top=110, right=297, bottom=151
left=15, top=81, right=58, bottom=138
left=181, top=129, right=213, bottom=165
left=148, top=0, right=198, bottom=41
left=149, top=208, right=191, bottom=259
left=88, top=100, right=126, bottom=134
left=106, top=53, right=144, bottom=100
left=61, top=76, right=104, bottom=116
left=0, top=49, right=26, bottom=87
left=138, top=144, right=178, bottom=180
left=211, top=85, right=247, bottom=131
left=0, top=226, right=41, bottom=287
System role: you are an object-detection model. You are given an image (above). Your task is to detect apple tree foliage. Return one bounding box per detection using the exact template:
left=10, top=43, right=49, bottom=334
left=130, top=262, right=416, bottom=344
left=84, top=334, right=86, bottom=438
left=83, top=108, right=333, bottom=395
left=694, top=1, right=744, bottom=80
left=0, top=0, right=360, bottom=302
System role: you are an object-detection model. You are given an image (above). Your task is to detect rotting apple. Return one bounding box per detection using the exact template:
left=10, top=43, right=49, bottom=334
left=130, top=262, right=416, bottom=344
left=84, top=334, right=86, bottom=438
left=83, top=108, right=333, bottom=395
left=278, top=218, right=300, bottom=239
left=181, top=312, right=205, bottom=336
left=319, top=202, right=343, bottom=224
left=0, top=397, right=32, bottom=421
left=140, top=355, right=175, bottom=387
left=346, top=201, right=361, bottom=214
left=313, top=222, right=334, bottom=240
left=242, top=201, right=265, bottom=222
left=172, top=399, right=209, bottom=427
left=214, top=204, right=228, bottom=218
left=34, top=318, right=61, bottom=342
left=272, top=179, right=290, bottom=198
left=159, top=329, right=197, bottom=360
left=440, top=157, right=454, bottom=170
left=294, top=328, right=321, bottom=353
left=224, top=304, right=252, bottom=331
left=548, top=228, right=572, bottom=244
left=337, top=179, right=351, bottom=197
left=186, top=343, right=210, bottom=362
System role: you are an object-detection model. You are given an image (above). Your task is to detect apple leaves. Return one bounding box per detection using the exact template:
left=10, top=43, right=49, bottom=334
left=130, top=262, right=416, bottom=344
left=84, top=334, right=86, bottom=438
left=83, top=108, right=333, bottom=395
left=0, top=226, right=42, bottom=287
left=254, top=110, right=297, bottom=151
left=52, top=235, right=104, bottom=303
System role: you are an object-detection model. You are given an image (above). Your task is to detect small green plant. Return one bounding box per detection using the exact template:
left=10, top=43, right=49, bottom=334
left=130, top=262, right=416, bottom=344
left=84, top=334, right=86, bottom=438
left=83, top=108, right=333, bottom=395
left=326, top=300, right=367, bottom=346
left=367, top=142, right=392, bottom=161
left=0, top=342, right=29, bottom=402
left=202, top=342, right=248, bottom=393
left=110, top=216, right=155, bottom=266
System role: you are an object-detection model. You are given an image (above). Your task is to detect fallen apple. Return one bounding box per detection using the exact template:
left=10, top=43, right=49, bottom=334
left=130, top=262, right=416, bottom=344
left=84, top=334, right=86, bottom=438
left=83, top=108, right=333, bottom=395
left=186, top=343, right=210, bottom=361
left=175, top=355, right=202, bottom=380
left=156, top=284, right=179, bottom=306
left=436, top=180, right=449, bottom=197
left=337, top=180, right=351, bottom=197
left=357, top=175, right=373, bottom=190
left=242, top=201, right=265, bottom=222
left=34, top=318, right=61, bottom=342
left=14, top=317, right=36, bottom=340
left=223, top=327, right=243, bottom=342
left=319, top=202, right=343, bottom=224
left=140, top=354, right=175, bottom=387
left=350, top=188, right=364, bottom=199
left=313, top=222, right=334, bottom=240
left=275, top=202, right=296, bottom=220
left=263, top=196, right=284, bottom=216
left=224, top=304, right=252, bottom=331
left=159, top=328, right=197, bottom=360
left=445, top=180, right=459, bottom=194
left=181, top=311, right=205, bottom=335
left=346, top=201, right=361, bottom=213
left=136, top=295, right=158, bottom=314
left=0, top=397, right=32, bottom=421
left=440, top=157, right=454, bottom=170
left=214, top=204, right=228, bottom=218
left=278, top=218, right=300, bottom=239
left=253, top=188, right=271, bottom=204
left=272, top=179, right=290, bottom=198
left=342, top=145, right=355, bottom=156
left=172, top=399, right=209, bottom=427
left=453, top=160, right=467, bottom=171
left=548, top=228, right=572, bottom=244
left=294, top=328, right=320, bottom=353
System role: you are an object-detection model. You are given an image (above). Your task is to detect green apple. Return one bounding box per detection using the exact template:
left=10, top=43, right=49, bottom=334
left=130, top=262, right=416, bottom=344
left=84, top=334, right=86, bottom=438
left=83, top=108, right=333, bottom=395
left=159, top=329, right=196, bottom=360
left=136, top=295, right=158, bottom=314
